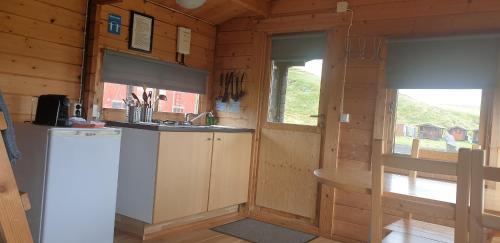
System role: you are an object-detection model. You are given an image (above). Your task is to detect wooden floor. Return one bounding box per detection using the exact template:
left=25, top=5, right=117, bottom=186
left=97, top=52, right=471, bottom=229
left=114, top=228, right=340, bottom=243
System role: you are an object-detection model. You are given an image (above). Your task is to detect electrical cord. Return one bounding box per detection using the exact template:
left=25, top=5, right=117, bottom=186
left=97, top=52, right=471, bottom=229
left=339, top=9, right=354, bottom=116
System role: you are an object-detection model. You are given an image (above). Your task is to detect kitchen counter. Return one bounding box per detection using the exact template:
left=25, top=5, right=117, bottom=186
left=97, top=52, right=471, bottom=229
left=106, top=121, right=254, bottom=133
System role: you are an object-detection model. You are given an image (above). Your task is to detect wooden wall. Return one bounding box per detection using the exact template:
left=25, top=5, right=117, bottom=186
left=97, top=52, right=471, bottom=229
left=0, top=0, right=87, bottom=122
left=0, top=0, right=216, bottom=122
left=214, top=0, right=500, bottom=242
left=86, top=0, right=216, bottom=119
left=213, top=20, right=265, bottom=128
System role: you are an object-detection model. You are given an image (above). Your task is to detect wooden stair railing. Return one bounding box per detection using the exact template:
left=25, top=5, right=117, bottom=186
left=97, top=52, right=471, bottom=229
left=0, top=112, right=33, bottom=243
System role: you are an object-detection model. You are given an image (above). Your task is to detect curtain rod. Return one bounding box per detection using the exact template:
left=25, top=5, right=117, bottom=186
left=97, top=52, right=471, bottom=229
left=144, top=0, right=215, bottom=26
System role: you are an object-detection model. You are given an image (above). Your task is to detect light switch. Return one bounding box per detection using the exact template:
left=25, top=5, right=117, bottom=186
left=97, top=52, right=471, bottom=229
left=340, top=113, right=350, bottom=123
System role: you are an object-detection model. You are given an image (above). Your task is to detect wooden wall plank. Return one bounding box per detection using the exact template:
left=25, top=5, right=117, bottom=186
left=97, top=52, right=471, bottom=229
left=2, top=0, right=85, bottom=30
left=0, top=53, right=81, bottom=83
left=0, top=12, right=84, bottom=48
left=0, top=32, right=82, bottom=65
left=36, top=0, right=87, bottom=14
left=0, top=0, right=85, bottom=122
left=0, top=74, right=80, bottom=98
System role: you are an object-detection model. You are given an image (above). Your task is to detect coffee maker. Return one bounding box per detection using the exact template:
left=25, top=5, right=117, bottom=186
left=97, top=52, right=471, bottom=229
left=33, top=95, right=70, bottom=127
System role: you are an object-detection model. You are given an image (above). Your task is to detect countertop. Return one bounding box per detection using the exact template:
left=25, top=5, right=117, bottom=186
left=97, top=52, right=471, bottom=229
left=105, top=121, right=255, bottom=133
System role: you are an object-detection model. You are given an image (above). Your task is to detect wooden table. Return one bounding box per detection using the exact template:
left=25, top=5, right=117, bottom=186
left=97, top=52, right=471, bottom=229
left=313, top=168, right=371, bottom=194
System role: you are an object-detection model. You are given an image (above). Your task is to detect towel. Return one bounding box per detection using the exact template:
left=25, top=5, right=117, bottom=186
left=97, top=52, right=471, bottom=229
left=0, top=91, right=21, bottom=164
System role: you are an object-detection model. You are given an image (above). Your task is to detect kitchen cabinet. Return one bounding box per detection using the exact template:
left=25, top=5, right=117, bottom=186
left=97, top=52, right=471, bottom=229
left=153, top=132, right=214, bottom=223
left=208, top=133, right=253, bottom=210
left=116, top=128, right=253, bottom=225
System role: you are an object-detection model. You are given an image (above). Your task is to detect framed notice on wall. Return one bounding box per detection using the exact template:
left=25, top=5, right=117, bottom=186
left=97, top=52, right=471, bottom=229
left=128, top=11, right=154, bottom=53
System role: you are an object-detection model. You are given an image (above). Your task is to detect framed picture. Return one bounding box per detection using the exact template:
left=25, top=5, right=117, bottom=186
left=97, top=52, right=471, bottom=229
left=128, top=11, right=154, bottom=53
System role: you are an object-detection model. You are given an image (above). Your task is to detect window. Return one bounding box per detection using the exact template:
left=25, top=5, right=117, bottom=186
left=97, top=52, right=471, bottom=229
left=267, top=59, right=323, bottom=126
left=392, top=89, right=482, bottom=155
left=102, top=83, right=199, bottom=114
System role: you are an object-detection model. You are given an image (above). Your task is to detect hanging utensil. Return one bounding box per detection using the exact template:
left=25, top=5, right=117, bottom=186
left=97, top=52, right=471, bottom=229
left=230, top=72, right=236, bottom=101
left=239, top=72, right=246, bottom=98
left=233, top=72, right=240, bottom=101
left=222, top=72, right=231, bottom=102
left=216, top=73, right=224, bottom=100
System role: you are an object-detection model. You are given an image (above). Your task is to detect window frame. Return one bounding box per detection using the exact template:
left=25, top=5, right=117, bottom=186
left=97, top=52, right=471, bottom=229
left=265, top=60, right=325, bottom=127
left=389, top=89, right=484, bottom=157
left=379, top=88, right=492, bottom=182
left=100, top=82, right=203, bottom=120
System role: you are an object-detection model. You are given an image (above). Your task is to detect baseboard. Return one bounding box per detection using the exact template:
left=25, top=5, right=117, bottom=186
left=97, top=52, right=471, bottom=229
left=115, top=205, right=244, bottom=240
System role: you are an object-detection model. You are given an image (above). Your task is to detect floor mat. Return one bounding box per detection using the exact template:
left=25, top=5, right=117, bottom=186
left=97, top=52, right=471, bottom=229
left=211, top=218, right=317, bottom=243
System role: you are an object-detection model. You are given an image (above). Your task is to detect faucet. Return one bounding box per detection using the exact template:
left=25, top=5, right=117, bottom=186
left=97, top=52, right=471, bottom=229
left=184, top=112, right=209, bottom=125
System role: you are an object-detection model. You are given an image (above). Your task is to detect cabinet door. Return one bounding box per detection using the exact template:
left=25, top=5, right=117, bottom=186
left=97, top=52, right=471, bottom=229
left=208, top=132, right=253, bottom=211
left=153, top=132, right=213, bottom=223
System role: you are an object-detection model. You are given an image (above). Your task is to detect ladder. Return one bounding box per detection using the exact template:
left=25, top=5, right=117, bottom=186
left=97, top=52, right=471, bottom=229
left=0, top=112, right=33, bottom=243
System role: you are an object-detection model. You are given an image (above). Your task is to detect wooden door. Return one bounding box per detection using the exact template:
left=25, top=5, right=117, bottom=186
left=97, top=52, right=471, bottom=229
left=153, top=132, right=213, bottom=223
left=256, top=128, right=321, bottom=218
left=255, top=34, right=329, bottom=220
left=208, top=132, right=253, bottom=211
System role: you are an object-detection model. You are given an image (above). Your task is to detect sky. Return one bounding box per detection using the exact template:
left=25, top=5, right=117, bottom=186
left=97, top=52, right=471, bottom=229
left=296, top=59, right=323, bottom=77
left=399, top=89, right=482, bottom=107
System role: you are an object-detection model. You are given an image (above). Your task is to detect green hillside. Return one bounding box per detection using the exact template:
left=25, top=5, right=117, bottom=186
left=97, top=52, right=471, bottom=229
left=283, top=67, right=321, bottom=125
left=396, top=94, right=479, bottom=130
left=281, top=67, right=480, bottom=131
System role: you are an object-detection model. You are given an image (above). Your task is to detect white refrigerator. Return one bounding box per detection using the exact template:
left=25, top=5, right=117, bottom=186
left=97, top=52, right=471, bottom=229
left=13, top=123, right=122, bottom=243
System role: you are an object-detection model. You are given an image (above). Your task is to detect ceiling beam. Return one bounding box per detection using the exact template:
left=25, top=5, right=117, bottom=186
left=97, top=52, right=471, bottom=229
left=230, top=0, right=270, bottom=17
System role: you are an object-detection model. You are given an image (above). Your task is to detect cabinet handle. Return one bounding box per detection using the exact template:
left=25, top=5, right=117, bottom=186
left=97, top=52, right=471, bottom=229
left=216, top=138, right=222, bottom=141
left=207, top=138, right=212, bottom=141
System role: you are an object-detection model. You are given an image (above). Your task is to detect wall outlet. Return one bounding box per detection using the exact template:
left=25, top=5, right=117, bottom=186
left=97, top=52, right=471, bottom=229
left=92, top=104, right=100, bottom=119
left=72, top=103, right=83, bottom=117
left=337, top=1, right=349, bottom=13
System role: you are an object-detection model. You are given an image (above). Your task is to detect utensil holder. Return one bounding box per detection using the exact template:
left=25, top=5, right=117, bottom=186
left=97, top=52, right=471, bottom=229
left=141, top=107, right=153, bottom=123
left=127, top=106, right=141, bottom=123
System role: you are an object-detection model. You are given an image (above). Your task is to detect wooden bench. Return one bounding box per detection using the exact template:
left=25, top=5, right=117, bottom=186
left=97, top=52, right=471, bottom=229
left=370, top=139, right=471, bottom=243
left=470, top=149, right=500, bottom=242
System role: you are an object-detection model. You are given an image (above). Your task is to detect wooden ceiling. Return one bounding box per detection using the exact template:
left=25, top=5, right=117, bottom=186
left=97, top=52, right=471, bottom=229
left=146, top=0, right=270, bottom=24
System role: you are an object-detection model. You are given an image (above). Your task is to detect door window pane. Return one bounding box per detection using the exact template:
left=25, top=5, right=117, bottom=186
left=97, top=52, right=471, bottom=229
left=267, top=59, right=323, bottom=126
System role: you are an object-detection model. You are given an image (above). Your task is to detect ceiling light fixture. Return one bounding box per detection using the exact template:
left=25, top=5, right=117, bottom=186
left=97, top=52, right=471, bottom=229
left=175, top=0, right=206, bottom=9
